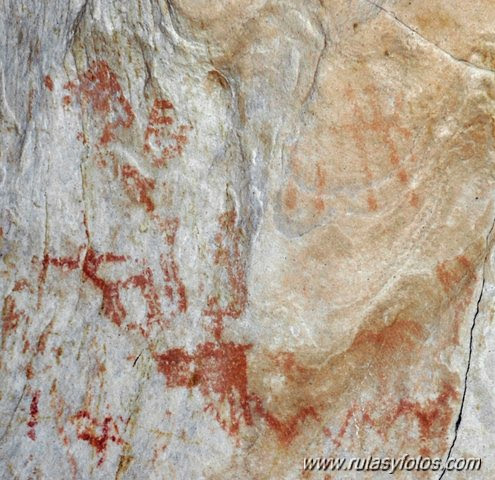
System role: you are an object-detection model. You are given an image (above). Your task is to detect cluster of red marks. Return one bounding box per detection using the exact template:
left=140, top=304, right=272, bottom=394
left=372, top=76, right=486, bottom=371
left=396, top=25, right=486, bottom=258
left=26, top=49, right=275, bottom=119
left=144, top=98, right=189, bottom=167
left=1, top=296, right=27, bottom=348
left=283, top=160, right=328, bottom=215
left=157, top=218, right=188, bottom=315
left=436, top=255, right=476, bottom=294
left=313, top=162, right=326, bottom=213
left=81, top=218, right=186, bottom=332
left=145, top=99, right=173, bottom=136
left=43, top=75, right=54, bottom=91
left=154, top=210, right=318, bottom=444
left=37, top=232, right=183, bottom=334
left=36, top=320, right=54, bottom=355
left=49, top=383, right=79, bottom=479
left=121, top=164, right=156, bottom=213
left=388, top=383, right=458, bottom=455
left=347, top=85, right=411, bottom=167
left=41, top=251, right=81, bottom=278
left=367, top=194, right=378, bottom=212
left=203, top=210, right=248, bottom=340
left=13, top=279, right=30, bottom=292
left=27, top=390, right=40, bottom=440
left=22, top=337, right=30, bottom=354
left=62, top=62, right=189, bottom=158
left=352, top=318, right=425, bottom=355
left=410, top=191, right=420, bottom=208
left=37, top=249, right=84, bottom=307
left=156, top=341, right=252, bottom=436
left=121, top=266, right=165, bottom=335
left=71, top=410, right=123, bottom=466
left=281, top=166, right=328, bottom=225
left=64, top=60, right=135, bottom=145
left=81, top=247, right=165, bottom=333
left=37, top=247, right=126, bottom=327
left=82, top=248, right=128, bottom=326
left=283, top=181, right=298, bottom=212
left=251, top=395, right=319, bottom=446
left=437, top=255, right=478, bottom=344
left=323, top=405, right=357, bottom=448
left=339, top=85, right=413, bottom=211
left=64, top=218, right=185, bottom=333
left=269, top=351, right=308, bottom=377
left=321, top=317, right=457, bottom=454
left=324, top=383, right=457, bottom=456
left=25, top=362, right=34, bottom=380
left=155, top=341, right=318, bottom=444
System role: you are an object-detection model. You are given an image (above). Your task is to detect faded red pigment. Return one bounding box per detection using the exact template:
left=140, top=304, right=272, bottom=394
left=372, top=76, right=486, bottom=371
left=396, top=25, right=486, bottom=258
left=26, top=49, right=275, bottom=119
left=203, top=210, right=248, bottom=340
left=64, top=60, right=135, bottom=145
left=324, top=383, right=458, bottom=455
left=44, top=75, right=54, bottom=91
left=391, top=384, right=458, bottom=449
left=38, top=244, right=169, bottom=334
left=82, top=248, right=127, bottom=326
left=155, top=210, right=319, bottom=444
left=121, top=266, right=164, bottom=334
left=156, top=341, right=252, bottom=436
left=71, top=410, right=123, bottom=466
left=27, top=390, right=40, bottom=440
left=1, top=296, right=25, bottom=342
left=158, top=218, right=188, bottom=315
left=37, top=250, right=83, bottom=306
left=143, top=98, right=189, bottom=167
left=436, top=255, right=475, bottom=293
left=121, top=164, right=156, bottom=213
left=155, top=340, right=319, bottom=444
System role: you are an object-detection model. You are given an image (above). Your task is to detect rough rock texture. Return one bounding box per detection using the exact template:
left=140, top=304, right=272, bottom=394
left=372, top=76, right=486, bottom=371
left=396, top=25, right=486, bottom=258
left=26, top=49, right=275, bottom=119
left=1, top=1, right=495, bottom=479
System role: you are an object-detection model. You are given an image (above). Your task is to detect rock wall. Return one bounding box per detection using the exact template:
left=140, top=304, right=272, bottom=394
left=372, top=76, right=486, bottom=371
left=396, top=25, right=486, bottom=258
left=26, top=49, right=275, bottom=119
left=1, top=1, right=495, bottom=479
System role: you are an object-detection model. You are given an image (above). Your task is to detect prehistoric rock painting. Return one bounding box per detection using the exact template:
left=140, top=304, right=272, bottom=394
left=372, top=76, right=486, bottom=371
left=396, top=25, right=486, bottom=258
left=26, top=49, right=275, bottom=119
left=64, top=60, right=135, bottom=146
left=1, top=1, right=495, bottom=479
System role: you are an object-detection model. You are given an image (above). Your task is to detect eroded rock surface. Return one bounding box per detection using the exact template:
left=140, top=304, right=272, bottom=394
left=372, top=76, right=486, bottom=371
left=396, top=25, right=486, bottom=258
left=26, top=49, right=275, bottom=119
left=1, top=1, right=494, bottom=479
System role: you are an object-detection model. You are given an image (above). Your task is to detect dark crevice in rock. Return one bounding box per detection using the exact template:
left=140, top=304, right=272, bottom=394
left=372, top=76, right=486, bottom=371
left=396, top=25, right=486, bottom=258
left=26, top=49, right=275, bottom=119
left=0, top=383, right=27, bottom=443
left=365, top=0, right=495, bottom=75
left=439, top=217, right=495, bottom=479
left=438, top=277, right=484, bottom=480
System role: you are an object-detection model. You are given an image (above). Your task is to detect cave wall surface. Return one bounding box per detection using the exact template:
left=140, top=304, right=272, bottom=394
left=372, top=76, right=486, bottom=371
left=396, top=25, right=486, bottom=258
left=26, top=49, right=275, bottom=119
left=1, top=1, right=495, bottom=479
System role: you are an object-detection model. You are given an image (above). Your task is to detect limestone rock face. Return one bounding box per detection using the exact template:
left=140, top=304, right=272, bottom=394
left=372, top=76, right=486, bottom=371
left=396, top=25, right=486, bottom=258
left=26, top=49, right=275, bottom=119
left=1, top=1, right=495, bottom=479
